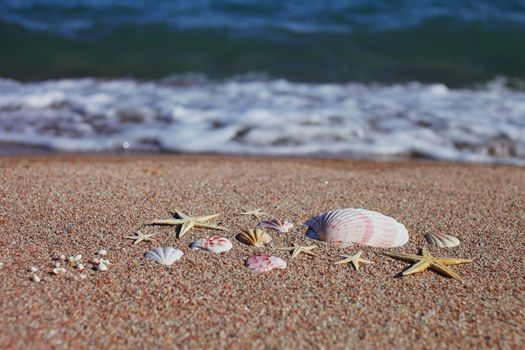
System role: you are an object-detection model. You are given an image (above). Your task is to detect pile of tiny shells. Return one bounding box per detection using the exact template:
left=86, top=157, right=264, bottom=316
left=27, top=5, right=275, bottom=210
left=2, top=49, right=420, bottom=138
left=29, top=249, right=110, bottom=283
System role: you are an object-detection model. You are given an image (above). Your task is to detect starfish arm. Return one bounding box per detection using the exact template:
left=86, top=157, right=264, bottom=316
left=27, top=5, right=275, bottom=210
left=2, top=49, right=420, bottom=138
left=402, top=260, right=430, bottom=276
left=178, top=221, right=195, bottom=238
left=431, top=261, right=462, bottom=281
left=435, top=258, right=473, bottom=266
left=195, top=223, right=228, bottom=231
left=334, top=258, right=352, bottom=265
left=359, top=258, right=374, bottom=265
left=146, top=219, right=184, bottom=226
left=172, top=209, right=189, bottom=219
left=384, top=252, right=422, bottom=262
left=195, top=213, right=221, bottom=221
left=291, top=248, right=301, bottom=259
left=302, top=250, right=319, bottom=257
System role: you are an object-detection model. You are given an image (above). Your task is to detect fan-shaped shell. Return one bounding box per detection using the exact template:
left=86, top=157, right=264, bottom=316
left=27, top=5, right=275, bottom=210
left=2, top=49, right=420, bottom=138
left=425, top=231, right=460, bottom=248
left=257, top=219, right=293, bottom=233
left=305, top=208, right=408, bottom=248
left=245, top=253, right=287, bottom=272
left=237, top=228, right=272, bottom=247
left=145, top=247, right=184, bottom=266
left=191, top=236, right=233, bottom=253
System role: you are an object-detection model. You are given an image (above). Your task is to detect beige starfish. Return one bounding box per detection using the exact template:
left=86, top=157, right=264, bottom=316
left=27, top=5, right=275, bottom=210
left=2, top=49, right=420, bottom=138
left=239, top=208, right=266, bottom=220
left=384, top=246, right=473, bottom=281
left=146, top=209, right=227, bottom=238
left=335, top=251, right=374, bottom=271
left=125, top=232, right=158, bottom=245
left=278, top=244, right=318, bottom=259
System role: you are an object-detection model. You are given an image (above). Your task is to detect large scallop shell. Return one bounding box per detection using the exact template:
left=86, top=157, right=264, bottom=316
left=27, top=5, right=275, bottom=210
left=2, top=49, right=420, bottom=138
left=245, top=253, right=287, bottom=272
left=191, top=236, right=233, bottom=253
left=425, top=231, right=460, bottom=248
left=305, top=208, right=408, bottom=248
left=257, top=219, right=293, bottom=233
left=237, top=228, right=272, bottom=247
left=145, top=247, right=184, bottom=266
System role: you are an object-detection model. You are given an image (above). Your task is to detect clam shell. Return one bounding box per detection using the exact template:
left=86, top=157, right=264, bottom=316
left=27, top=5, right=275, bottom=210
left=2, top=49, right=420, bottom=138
left=257, top=219, right=293, bottom=233
left=191, top=236, right=233, bottom=254
left=425, top=231, right=460, bottom=248
left=305, top=208, right=408, bottom=248
left=237, top=228, right=272, bottom=247
left=145, top=247, right=184, bottom=266
left=245, top=253, right=287, bottom=272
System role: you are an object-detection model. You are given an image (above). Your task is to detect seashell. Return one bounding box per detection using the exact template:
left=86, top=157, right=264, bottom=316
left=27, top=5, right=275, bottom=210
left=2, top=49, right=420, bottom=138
left=100, top=259, right=110, bottom=265
left=305, top=208, right=409, bottom=248
left=97, top=249, right=107, bottom=256
left=79, top=273, right=87, bottom=279
left=257, top=219, right=293, bottom=233
left=425, top=231, right=460, bottom=248
left=145, top=247, right=184, bottom=266
left=95, top=262, right=108, bottom=271
left=90, top=258, right=100, bottom=264
left=191, top=236, right=233, bottom=254
left=69, top=254, right=82, bottom=263
left=0, top=262, right=3, bottom=269
left=237, top=228, right=272, bottom=247
left=28, top=266, right=38, bottom=273
left=53, top=267, right=66, bottom=275
left=75, top=263, right=85, bottom=270
left=245, top=253, right=287, bottom=272
left=58, top=254, right=66, bottom=261
left=32, top=275, right=41, bottom=283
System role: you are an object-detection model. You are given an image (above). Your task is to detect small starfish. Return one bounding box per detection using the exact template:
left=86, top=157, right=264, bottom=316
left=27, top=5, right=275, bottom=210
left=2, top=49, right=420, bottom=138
left=335, top=251, right=374, bottom=271
left=125, top=232, right=158, bottom=245
left=384, top=246, right=473, bottom=281
left=278, top=244, right=318, bottom=259
left=146, top=209, right=227, bottom=238
left=239, top=208, right=266, bottom=220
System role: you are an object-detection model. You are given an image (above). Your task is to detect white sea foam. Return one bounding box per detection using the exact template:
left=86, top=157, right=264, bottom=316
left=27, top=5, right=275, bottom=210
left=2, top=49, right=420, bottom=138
left=0, top=77, right=524, bottom=165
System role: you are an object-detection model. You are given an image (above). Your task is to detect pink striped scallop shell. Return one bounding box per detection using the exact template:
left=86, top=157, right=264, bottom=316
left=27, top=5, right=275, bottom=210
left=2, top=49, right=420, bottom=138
left=191, top=236, right=233, bottom=254
left=305, top=208, right=409, bottom=248
left=245, top=253, right=287, bottom=272
left=257, top=219, right=293, bottom=233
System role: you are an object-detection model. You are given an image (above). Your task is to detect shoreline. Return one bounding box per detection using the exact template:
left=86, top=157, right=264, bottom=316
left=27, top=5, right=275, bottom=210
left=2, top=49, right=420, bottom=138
left=0, top=155, right=524, bottom=349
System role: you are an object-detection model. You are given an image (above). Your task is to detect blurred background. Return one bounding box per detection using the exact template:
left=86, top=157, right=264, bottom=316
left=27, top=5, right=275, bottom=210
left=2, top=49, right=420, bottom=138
left=0, top=0, right=524, bottom=164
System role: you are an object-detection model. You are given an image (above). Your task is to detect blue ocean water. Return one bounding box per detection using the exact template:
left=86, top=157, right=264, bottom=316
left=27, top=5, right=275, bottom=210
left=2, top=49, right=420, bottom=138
left=1, top=0, right=525, bottom=163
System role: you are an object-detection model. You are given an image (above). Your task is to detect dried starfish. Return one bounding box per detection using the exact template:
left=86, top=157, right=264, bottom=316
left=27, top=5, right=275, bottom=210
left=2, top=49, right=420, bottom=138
left=239, top=208, right=266, bottom=220
left=146, top=209, right=227, bottom=238
left=384, top=246, right=473, bottom=281
left=278, top=244, right=318, bottom=259
left=125, top=232, right=158, bottom=245
left=335, top=251, right=374, bottom=271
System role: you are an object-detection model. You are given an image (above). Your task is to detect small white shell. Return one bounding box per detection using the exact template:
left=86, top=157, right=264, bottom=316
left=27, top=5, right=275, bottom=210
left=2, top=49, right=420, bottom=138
left=32, top=275, right=41, bottom=283
left=90, top=258, right=100, bottom=264
left=75, top=263, right=85, bottom=270
left=191, top=236, right=233, bottom=254
left=145, top=247, right=184, bottom=266
left=305, top=208, right=409, bottom=248
left=245, top=253, right=287, bottom=272
left=96, top=262, right=108, bottom=271
left=69, top=254, right=82, bottom=263
left=0, top=262, right=3, bottom=269
left=100, top=259, right=110, bottom=265
left=257, top=219, right=293, bottom=233
left=425, top=231, right=460, bottom=248
left=97, top=249, right=108, bottom=256
left=58, top=254, right=66, bottom=261
left=28, top=266, right=38, bottom=272
left=53, top=267, right=66, bottom=275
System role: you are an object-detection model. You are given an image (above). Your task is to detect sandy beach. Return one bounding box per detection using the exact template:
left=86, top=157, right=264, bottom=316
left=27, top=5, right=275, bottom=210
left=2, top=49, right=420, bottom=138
left=0, top=155, right=524, bottom=349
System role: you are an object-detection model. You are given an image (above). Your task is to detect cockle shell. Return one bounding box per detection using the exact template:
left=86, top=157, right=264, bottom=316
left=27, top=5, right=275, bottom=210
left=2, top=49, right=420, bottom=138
left=425, top=231, right=460, bottom=248
left=257, top=219, right=293, bottom=233
left=245, top=253, right=287, bottom=272
left=305, top=208, right=409, bottom=248
left=191, top=236, right=233, bottom=254
left=237, top=228, right=272, bottom=247
left=145, top=247, right=184, bottom=266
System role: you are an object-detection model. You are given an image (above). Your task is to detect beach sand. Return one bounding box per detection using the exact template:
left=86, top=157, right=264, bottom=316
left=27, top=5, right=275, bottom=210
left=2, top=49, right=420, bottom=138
left=0, top=155, right=524, bottom=349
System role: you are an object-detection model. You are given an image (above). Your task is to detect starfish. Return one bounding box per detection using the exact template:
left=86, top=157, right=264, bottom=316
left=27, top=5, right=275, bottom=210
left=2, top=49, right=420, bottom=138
left=278, top=244, right=318, bottom=259
left=384, top=246, right=473, bottom=281
left=125, top=232, right=158, bottom=245
left=146, top=209, right=227, bottom=238
left=335, top=251, right=374, bottom=271
left=239, top=208, right=266, bottom=220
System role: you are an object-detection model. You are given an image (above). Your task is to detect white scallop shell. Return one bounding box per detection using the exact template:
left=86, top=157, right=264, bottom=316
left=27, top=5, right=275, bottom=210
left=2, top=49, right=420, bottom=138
left=257, top=219, right=293, bottom=233
left=191, top=236, right=233, bottom=254
left=245, top=253, right=287, bottom=272
left=425, top=231, right=460, bottom=248
left=305, top=208, right=409, bottom=248
left=145, top=247, right=184, bottom=266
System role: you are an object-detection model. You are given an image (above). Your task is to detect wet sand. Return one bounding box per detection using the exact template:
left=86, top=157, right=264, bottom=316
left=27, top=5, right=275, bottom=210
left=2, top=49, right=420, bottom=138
left=0, top=155, right=524, bottom=349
